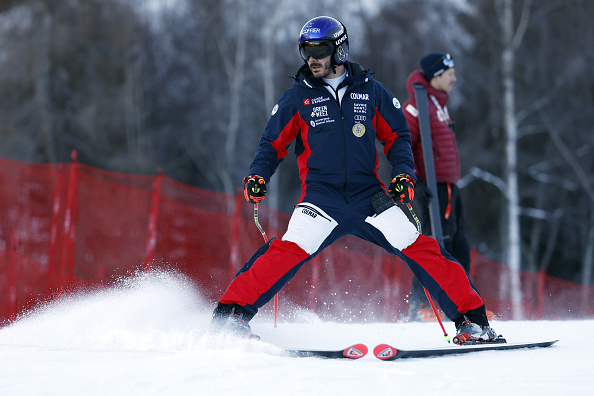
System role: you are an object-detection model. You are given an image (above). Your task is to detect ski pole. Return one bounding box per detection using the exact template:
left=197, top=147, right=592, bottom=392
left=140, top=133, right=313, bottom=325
left=253, top=203, right=278, bottom=328
left=405, top=202, right=451, bottom=343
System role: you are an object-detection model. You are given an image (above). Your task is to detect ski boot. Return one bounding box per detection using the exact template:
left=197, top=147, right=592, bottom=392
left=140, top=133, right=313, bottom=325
left=210, top=302, right=260, bottom=340
left=453, top=319, right=505, bottom=345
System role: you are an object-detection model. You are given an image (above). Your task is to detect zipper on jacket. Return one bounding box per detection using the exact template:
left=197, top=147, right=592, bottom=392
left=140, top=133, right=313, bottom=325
left=329, top=85, right=349, bottom=204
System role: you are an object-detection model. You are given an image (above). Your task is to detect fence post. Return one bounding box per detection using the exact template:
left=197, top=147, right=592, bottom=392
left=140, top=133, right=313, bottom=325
left=144, top=169, right=163, bottom=271
left=538, top=267, right=545, bottom=319
left=469, top=247, right=477, bottom=280
left=229, top=188, right=242, bottom=281
left=8, top=232, right=18, bottom=320
left=308, top=256, right=319, bottom=312
left=393, top=257, right=403, bottom=322
left=382, top=255, right=392, bottom=321
left=46, top=164, right=64, bottom=298
left=60, top=150, right=79, bottom=288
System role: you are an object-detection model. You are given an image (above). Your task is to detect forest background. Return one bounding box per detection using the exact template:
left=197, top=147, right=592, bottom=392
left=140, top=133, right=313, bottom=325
left=0, top=0, right=592, bottom=287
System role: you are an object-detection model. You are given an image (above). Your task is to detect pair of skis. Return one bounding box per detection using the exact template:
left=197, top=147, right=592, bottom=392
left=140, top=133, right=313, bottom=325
left=284, top=340, right=558, bottom=360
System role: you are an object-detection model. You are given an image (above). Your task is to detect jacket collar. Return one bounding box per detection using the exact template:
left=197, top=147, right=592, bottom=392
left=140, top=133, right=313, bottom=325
left=294, top=61, right=370, bottom=90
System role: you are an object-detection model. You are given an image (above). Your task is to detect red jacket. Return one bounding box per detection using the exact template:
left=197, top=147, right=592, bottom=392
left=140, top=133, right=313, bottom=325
left=403, top=70, right=460, bottom=183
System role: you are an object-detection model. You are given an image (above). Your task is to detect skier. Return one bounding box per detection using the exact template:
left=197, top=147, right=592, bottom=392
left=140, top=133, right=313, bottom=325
left=402, top=53, right=472, bottom=322
left=211, top=16, right=497, bottom=343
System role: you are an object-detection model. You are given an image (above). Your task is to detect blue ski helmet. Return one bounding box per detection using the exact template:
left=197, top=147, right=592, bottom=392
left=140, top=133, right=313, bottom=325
left=298, top=16, right=349, bottom=66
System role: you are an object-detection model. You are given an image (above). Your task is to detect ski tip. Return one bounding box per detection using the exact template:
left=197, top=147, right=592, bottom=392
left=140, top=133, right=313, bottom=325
left=343, top=344, right=368, bottom=359
left=539, top=339, right=559, bottom=347
left=373, top=344, right=397, bottom=360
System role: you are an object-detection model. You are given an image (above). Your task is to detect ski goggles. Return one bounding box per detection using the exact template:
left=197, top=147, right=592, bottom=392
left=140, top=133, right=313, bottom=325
left=299, top=40, right=334, bottom=61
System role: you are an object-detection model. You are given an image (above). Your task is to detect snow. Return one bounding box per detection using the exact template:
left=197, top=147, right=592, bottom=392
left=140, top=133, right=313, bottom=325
left=0, top=271, right=591, bottom=396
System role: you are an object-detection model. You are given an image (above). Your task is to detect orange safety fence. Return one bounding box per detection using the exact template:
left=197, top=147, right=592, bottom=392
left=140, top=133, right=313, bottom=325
left=0, top=153, right=592, bottom=325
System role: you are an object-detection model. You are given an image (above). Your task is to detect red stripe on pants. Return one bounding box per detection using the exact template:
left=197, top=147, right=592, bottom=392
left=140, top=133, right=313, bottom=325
left=402, top=234, right=483, bottom=314
left=220, top=238, right=309, bottom=306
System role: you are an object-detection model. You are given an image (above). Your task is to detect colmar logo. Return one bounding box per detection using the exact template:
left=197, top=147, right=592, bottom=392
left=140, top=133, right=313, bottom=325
left=302, top=208, right=317, bottom=218
left=304, top=98, right=311, bottom=106
left=350, top=93, right=369, bottom=100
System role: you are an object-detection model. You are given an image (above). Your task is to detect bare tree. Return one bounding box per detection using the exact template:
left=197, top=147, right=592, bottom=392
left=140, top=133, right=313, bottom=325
left=500, top=0, right=532, bottom=319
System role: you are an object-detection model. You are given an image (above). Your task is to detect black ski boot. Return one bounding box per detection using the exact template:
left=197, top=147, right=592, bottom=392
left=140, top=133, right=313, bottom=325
left=453, top=305, right=505, bottom=345
left=210, top=302, right=260, bottom=340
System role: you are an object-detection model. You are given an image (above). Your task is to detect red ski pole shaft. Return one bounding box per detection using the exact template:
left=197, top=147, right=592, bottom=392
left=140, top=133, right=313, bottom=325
left=254, top=204, right=278, bottom=328
left=406, top=203, right=451, bottom=343
left=423, top=288, right=450, bottom=342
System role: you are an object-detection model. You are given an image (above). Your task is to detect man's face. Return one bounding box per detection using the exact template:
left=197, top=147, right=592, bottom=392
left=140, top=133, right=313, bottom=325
left=431, top=68, right=456, bottom=93
left=307, top=55, right=333, bottom=79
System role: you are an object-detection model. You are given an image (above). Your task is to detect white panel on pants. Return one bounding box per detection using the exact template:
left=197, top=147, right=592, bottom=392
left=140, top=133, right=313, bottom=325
left=282, top=203, right=338, bottom=255
left=365, top=205, right=419, bottom=250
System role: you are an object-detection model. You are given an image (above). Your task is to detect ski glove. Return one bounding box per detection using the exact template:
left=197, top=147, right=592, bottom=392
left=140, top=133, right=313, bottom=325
left=243, top=175, right=267, bottom=204
left=388, top=174, right=415, bottom=205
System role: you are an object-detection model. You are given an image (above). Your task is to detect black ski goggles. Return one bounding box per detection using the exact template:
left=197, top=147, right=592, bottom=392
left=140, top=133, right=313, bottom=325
left=299, top=40, right=333, bottom=61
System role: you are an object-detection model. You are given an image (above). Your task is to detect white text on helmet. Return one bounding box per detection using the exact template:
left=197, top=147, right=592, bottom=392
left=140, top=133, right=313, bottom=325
left=332, top=28, right=344, bottom=38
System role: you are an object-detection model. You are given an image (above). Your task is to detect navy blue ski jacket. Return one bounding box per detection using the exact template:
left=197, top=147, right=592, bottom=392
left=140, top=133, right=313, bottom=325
left=248, top=61, right=415, bottom=203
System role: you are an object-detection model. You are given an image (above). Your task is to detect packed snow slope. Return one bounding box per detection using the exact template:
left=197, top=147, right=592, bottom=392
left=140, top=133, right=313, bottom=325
left=0, top=271, right=591, bottom=396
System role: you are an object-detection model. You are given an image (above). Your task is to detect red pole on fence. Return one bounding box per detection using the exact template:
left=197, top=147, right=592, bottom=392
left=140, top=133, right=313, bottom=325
left=229, top=189, right=242, bottom=281
left=60, top=150, right=79, bottom=289
left=382, top=255, right=392, bottom=321
left=308, top=256, right=319, bottom=312
left=46, top=164, right=64, bottom=298
left=469, top=248, right=477, bottom=280
left=538, top=267, right=545, bottom=319
left=144, top=169, right=163, bottom=271
left=391, top=257, right=405, bottom=321
left=8, top=232, right=18, bottom=320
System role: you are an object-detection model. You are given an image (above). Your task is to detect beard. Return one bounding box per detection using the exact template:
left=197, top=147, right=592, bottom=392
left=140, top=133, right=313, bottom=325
left=309, top=60, right=333, bottom=78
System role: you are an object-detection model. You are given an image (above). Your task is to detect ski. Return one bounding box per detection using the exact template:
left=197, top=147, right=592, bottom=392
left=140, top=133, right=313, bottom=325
left=284, top=343, right=368, bottom=359
left=373, top=340, right=558, bottom=360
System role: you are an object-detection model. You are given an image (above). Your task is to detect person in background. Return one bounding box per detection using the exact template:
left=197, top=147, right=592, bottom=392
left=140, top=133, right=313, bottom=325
left=210, top=17, right=497, bottom=343
left=402, top=53, right=474, bottom=322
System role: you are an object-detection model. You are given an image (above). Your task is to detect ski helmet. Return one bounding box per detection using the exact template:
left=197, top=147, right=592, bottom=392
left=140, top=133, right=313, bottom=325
left=298, top=16, right=349, bottom=66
